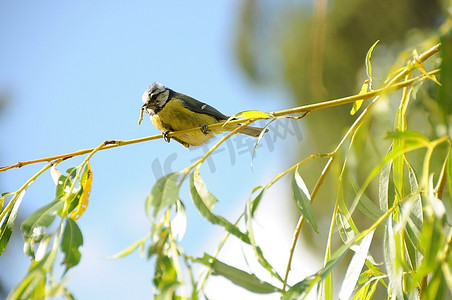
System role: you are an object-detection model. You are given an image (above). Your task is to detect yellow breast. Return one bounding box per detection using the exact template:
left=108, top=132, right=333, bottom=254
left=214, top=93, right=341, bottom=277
left=151, top=99, right=223, bottom=146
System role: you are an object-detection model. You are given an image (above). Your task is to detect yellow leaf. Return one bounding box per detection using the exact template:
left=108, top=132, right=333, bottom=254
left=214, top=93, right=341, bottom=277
left=351, top=80, right=369, bottom=115
left=70, top=163, right=92, bottom=221
left=224, top=110, right=274, bottom=127
left=412, top=49, right=441, bottom=86
left=365, top=40, right=379, bottom=89
left=231, top=110, right=274, bottom=120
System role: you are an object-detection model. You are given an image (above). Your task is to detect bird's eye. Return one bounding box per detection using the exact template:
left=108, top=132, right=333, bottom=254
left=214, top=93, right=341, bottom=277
left=150, top=93, right=157, bottom=101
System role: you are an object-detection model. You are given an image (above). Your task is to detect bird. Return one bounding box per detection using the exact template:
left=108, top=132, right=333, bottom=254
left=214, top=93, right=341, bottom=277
left=139, top=82, right=267, bottom=148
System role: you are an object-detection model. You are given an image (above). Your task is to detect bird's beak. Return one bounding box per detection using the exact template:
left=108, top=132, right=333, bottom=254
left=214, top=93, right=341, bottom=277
left=141, top=103, right=150, bottom=114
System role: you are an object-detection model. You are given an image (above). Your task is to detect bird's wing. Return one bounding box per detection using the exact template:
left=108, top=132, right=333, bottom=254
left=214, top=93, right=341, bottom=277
left=175, top=92, right=229, bottom=121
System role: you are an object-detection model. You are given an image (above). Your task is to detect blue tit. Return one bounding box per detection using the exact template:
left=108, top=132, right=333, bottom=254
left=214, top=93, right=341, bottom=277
left=140, top=82, right=267, bottom=148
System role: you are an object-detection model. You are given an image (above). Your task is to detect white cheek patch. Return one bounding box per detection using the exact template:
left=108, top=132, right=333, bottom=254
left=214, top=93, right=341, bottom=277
left=142, top=92, right=150, bottom=104
left=157, top=90, right=170, bottom=106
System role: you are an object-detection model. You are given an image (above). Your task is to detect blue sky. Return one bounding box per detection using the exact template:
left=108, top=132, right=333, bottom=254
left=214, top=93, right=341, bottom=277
left=0, top=1, right=314, bottom=298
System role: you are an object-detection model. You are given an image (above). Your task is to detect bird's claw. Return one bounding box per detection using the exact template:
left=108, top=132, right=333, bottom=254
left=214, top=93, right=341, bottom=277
left=200, top=124, right=210, bottom=135
left=163, top=131, right=171, bottom=143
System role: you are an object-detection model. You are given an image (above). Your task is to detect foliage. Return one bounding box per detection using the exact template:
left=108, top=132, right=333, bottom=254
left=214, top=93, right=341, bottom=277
left=2, top=163, right=90, bottom=299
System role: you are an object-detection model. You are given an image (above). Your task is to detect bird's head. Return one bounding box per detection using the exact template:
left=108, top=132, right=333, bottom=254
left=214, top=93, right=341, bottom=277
left=141, top=82, right=170, bottom=115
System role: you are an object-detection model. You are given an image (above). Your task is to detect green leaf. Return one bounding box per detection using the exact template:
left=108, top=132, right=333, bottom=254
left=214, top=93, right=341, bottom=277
left=434, top=153, right=448, bottom=201
left=145, top=173, right=180, bottom=219
left=350, top=40, right=379, bottom=116
left=425, top=266, right=446, bottom=300
left=419, top=212, right=445, bottom=269
left=0, top=192, right=9, bottom=211
left=155, top=280, right=179, bottom=300
left=404, top=224, right=419, bottom=271
left=8, top=248, right=58, bottom=299
left=441, top=262, right=452, bottom=293
left=250, top=186, right=266, bottom=216
left=365, top=40, right=379, bottom=82
left=352, top=141, right=423, bottom=217
left=7, top=268, right=46, bottom=300
left=65, top=189, right=82, bottom=217
left=55, top=168, right=77, bottom=199
left=153, top=255, right=177, bottom=291
left=197, top=254, right=279, bottom=294
left=391, top=134, right=406, bottom=212
left=355, top=192, right=384, bottom=221
left=385, top=130, right=430, bottom=147
left=352, top=278, right=381, bottom=300
left=0, top=191, right=25, bottom=256
left=383, top=218, right=404, bottom=299
left=357, top=267, right=385, bottom=286
left=404, top=163, right=423, bottom=269
left=21, top=199, right=64, bottom=237
left=23, top=237, right=36, bottom=259
left=338, top=230, right=375, bottom=300
left=352, top=281, right=371, bottom=300
left=190, top=167, right=250, bottom=243
left=148, top=228, right=169, bottom=259
left=406, top=162, right=422, bottom=220
left=282, top=277, right=314, bottom=299
left=336, top=212, right=356, bottom=245
left=439, top=27, right=452, bottom=115
left=191, top=167, right=218, bottom=211
left=448, top=149, right=452, bottom=209
left=292, top=167, right=318, bottom=232
left=378, top=148, right=392, bottom=212
left=285, top=243, right=352, bottom=298
left=61, top=219, right=83, bottom=273
left=401, top=197, right=422, bottom=271
left=350, top=80, right=369, bottom=115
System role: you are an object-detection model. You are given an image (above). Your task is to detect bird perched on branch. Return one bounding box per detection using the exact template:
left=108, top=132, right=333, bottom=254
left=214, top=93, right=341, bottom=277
left=139, top=82, right=267, bottom=148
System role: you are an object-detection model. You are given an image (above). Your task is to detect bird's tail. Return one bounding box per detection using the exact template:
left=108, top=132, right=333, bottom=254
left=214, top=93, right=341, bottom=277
left=228, top=125, right=268, bottom=137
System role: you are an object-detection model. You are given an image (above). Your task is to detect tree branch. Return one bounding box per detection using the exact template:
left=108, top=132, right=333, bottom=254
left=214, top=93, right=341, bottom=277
left=1, top=50, right=440, bottom=173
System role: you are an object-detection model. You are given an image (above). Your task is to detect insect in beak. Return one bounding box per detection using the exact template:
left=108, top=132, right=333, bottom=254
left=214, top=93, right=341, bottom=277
left=138, top=105, right=146, bottom=125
